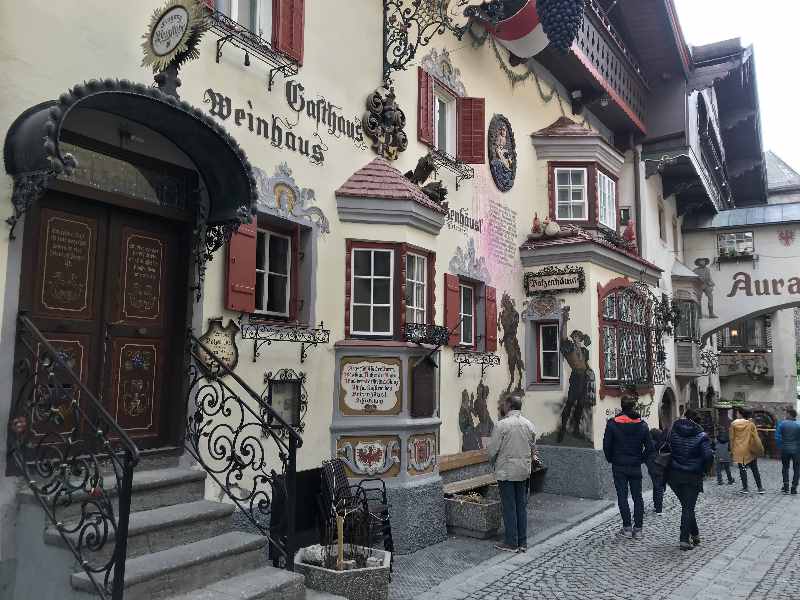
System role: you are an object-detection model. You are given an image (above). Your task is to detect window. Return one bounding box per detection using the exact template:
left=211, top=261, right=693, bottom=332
left=600, top=285, right=653, bottom=388
left=351, top=248, right=394, bottom=336
left=538, top=323, right=560, bottom=380
left=255, top=228, right=290, bottom=317
left=434, top=87, right=456, bottom=156
left=658, top=205, right=666, bottom=241
left=555, top=168, right=588, bottom=220
left=405, top=253, right=427, bottom=325
left=597, top=171, right=616, bottom=230
left=672, top=219, right=679, bottom=253
left=675, top=301, right=698, bottom=340
left=620, top=207, right=631, bottom=227
left=459, top=284, right=475, bottom=347
left=215, top=0, right=272, bottom=36
left=717, top=231, right=754, bottom=257
left=721, top=317, right=768, bottom=350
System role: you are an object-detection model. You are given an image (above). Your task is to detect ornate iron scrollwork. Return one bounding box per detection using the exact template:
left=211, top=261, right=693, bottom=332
left=363, top=83, right=409, bottom=161
left=404, top=322, right=451, bottom=346
left=185, top=334, right=302, bottom=569
left=7, top=170, right=57, bottom=239
left=9, top=314, right=140, bottom=600
left=262, top=368, right=308, bottom=435
left=238, top=317, right=331, bottom=363
left=454, top=351, right=501, bottom=378
left=430, top=149, right=475, bottom=190
left=700, top=347, right=720, bottom=376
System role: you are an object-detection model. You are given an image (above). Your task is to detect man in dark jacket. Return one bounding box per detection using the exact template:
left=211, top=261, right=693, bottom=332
left=776, top=408, right=800, bottom=494
left=603, top=397, right=653, bottom=539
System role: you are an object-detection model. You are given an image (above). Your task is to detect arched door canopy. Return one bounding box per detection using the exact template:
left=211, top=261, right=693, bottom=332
left=3, top=78, right=257, bottom=237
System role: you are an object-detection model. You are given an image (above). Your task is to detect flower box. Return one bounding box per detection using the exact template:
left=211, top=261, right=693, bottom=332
left=444, top=492, right=501, bottom=539
left=295, top=545, right=391, bottom=600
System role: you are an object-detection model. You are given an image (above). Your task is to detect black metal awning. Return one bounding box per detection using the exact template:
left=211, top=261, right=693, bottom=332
left=3, top=78, right=257, bottom=228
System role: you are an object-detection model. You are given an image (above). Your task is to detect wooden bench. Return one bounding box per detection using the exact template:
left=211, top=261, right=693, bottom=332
left=442, top=473, right=497, bottom=496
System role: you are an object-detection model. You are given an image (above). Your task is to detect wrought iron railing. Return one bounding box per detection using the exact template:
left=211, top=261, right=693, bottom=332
left=9, top=314, right=141, bottom=600
left=403, top=322, right=451, bottom=346
left=185, top=334, right=302, bottom=570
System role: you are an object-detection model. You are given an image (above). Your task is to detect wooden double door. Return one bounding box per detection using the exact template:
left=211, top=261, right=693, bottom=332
left=22, top=192, right=190, bottom=448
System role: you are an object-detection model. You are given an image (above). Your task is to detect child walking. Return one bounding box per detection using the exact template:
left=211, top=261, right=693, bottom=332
left=715, top=430, right=735, bottom=485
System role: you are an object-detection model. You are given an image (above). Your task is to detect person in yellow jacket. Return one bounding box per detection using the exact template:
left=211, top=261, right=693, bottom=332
left=729, top=408, right=765, bottom=494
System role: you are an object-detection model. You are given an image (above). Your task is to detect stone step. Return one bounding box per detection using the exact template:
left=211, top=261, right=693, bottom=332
left=306, top=590, right=349, bottom=600
left=45, top=499, right=235, bottom=560
left=163, top=566, right=305, bottom=600
left=71, top=531, right=268, bottom=600
left=21, top=466, right=207, bottom=521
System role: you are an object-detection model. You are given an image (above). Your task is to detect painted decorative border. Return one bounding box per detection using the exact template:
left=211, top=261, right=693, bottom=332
left=336, top=435, right=401, bottom=478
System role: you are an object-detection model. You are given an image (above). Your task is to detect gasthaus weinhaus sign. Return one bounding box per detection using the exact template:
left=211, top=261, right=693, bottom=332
left=524, top=266, right=585, bottom=295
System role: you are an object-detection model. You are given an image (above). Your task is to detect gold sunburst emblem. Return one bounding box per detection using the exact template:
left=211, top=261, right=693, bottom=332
left=141, top=0, right=209, bottom=72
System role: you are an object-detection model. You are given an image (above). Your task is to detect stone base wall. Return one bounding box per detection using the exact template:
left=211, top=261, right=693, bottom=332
left=538, top=445, right=652, bottom=500
left=387, top=477, right=447, bottom=554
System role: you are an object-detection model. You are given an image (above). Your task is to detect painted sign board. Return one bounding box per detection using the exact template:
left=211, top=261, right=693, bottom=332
left=524, top=266, right=585, bottom=295
left=339, top=356, right=402, bottom=415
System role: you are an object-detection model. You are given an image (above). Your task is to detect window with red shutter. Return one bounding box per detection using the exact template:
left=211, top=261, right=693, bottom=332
left=274, top=0, right=305, bottom=65
left=444, top=273, right=461, bottom=347
left=226, top=223, right=258, bottom=313
left=456, top=97, right=485, bottom=164
left=485, top=286, right=497, bottom=352
left=418, top=68, right=434, bottom=146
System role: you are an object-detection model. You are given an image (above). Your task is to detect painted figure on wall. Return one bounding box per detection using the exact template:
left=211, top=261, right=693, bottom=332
left=459, top=381, right=495, bottom=451
left=558, top=307, right=597, bottom=443
left=498, top=293, right=524, bottom=393
left=693, top=257, right=717, bottom=318
left=488, top=114, right=516, bottom=192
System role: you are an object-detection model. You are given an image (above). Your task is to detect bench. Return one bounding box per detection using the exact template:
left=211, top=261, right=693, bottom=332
left=442, top=473, right=497, bottom=496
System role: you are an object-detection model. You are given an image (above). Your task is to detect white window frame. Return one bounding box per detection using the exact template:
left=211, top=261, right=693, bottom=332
left=350, top=248, right=394, bottom=337
left=405, top=253, right=427, bottom=325
left=217, top=0, right=272, bottom=38
left=597, top=171, right=617, bottom=230
left=538, top=323, right=560, bottom=381
left=554, top=167, right=588, bottom=221
left=459, top=283, right=475, bottom=348
left=433, top=85, right=456, bottom=157
left=255, top=228, right=291, bottom=318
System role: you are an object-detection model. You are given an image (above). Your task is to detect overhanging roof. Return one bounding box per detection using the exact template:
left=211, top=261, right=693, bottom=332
left=3, top=79, right=257, bottom=225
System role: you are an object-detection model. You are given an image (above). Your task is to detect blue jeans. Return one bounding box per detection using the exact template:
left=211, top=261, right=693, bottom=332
left=649, top=470, right=664, bottom=513
left=716, top=461, right=734, bottom=484
left=498, top=479, right=528, bottom=547
left=612, top=467, right=643, bottom=528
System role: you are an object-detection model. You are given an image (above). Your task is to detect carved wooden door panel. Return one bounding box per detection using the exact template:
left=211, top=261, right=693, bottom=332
left=102, top=210, right=186, bottom=447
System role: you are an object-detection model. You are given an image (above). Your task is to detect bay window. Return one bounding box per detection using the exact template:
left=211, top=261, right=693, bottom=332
left=405, top=253, right=427, bottom=325
left=351, top=248, right=393, bottom=336
left=555, top=167, right=588, bottom=221
left=598, top=171, right=617, bottom=230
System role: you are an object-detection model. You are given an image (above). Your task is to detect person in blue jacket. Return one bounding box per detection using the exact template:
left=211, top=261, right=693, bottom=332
left=667, top=409, right=714, bottom=551
left=603, top=396, right=653, bottom=540
left=776, top=407, right=800, bottom=494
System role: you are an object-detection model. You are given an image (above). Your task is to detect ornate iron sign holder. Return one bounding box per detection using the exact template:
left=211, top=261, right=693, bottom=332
left=430, top=149, right=474, bottom=190
left=238, top=316, right=331, bottom=363
left=262, top=368, right=308, bottom=434
left=454, top=352, right=501, bottom=379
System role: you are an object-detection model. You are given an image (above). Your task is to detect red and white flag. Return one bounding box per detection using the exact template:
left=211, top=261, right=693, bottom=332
left=485, top=0, right=549, bottom=59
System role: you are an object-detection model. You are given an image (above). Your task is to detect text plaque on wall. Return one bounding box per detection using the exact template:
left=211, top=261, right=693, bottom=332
left=339, top=356, right=402, bottom=416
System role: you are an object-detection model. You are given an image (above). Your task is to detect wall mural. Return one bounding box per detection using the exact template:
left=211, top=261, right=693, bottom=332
left=693, top=257, right=717, bottom=318
left=475, top=171, right=520, bottom=285
left=449, top=237, right=492, bottom=283
left=336, top=436, right=401, bottom=477
left=253, top=163, right=330, bottom=233
left=488, top=114, right=516, bottom=192
left=421, top=48, right=466, bottom=97
left=459, top=380, right=494, bottom=452
left=498, top=292, right=524, bottom=393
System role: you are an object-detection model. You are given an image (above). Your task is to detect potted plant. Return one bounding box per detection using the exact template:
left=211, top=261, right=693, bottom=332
left=296, top=542, right=391, bottom=600
left=444, top=489, right=501, bottom=539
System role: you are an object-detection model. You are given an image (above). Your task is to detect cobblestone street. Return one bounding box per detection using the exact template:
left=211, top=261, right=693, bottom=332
left=418, top=460, right=800, bottom=600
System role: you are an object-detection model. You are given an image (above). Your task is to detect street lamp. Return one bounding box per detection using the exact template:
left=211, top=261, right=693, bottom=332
left=266, top=370, right=303, bottom=429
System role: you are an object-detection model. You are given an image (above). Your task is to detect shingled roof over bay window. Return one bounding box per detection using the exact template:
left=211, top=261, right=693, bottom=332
left=335, top=156, right=447, bottom=235
left=531, top=117, right=624, bottom=176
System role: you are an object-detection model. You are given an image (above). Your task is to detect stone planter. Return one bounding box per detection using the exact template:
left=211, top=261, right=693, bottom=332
left=295, top=545, right=391, bottom=600
left=444, top=493, right=501, bottom=539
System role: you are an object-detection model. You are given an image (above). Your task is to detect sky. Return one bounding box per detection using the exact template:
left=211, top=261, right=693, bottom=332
left=674, top=0, right=800, bottom=173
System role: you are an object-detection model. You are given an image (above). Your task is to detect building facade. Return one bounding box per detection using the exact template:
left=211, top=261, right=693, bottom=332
left=0, top=1, right=780, bottom=598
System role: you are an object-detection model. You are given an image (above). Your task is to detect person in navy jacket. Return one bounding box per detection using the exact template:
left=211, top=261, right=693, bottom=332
left=776, top=407, right=800, bottom=494
left=603, top=396, right=653, bottom=540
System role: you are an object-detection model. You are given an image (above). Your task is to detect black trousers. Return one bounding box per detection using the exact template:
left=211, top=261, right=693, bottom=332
left=612, top=467, right=643, bottom=528
left=781, top=454, right=800, bottom=491
left=716, top=462, right=734, bottom=484
left=739, top=460, right=763, bottom=491
left=668, top=479, right=700, bottom=543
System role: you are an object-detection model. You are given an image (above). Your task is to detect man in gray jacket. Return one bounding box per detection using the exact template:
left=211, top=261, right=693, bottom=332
left=487, top=394, right=536, bottom=553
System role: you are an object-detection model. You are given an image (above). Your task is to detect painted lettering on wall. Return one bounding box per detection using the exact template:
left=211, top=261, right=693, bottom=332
left=482, top=195, right=518, bottom=269
left=203, top=89, right=325, bottom=165
left=283, top=80, right=365, bottom=150
left=726, top=271, right=800, bottom=298
left=446, top=207, right=483, bottom=234
left=340, top=358, right=402, bottom=414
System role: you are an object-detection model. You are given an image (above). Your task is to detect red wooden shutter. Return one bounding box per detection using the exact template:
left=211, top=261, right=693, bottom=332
left=456, top=97, right=485, bottom=164
left=225, top=222, right=257, bottom=313
left=485, top=286, right=497, bottom=352
left=274, top=0, right=305, bottom=65
left=444, top=273, right=461, bottom=347
left=289, top=224, right=301, bottom=321
left=418, top=68, right=434, bottom=146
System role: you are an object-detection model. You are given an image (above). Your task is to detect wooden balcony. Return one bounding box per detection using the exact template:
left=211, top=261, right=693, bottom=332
left=536, top=0, right=649, bottom=137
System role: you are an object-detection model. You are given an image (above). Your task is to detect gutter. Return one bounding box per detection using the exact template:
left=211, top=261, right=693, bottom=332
left=632, top=134, right=643, bottom=252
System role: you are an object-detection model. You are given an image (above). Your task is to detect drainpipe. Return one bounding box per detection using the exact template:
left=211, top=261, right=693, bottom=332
left=631, top=133, right=643, bottom=256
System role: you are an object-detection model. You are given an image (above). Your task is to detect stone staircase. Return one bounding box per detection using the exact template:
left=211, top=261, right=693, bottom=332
left=16, top=454, right=345, bottom=600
